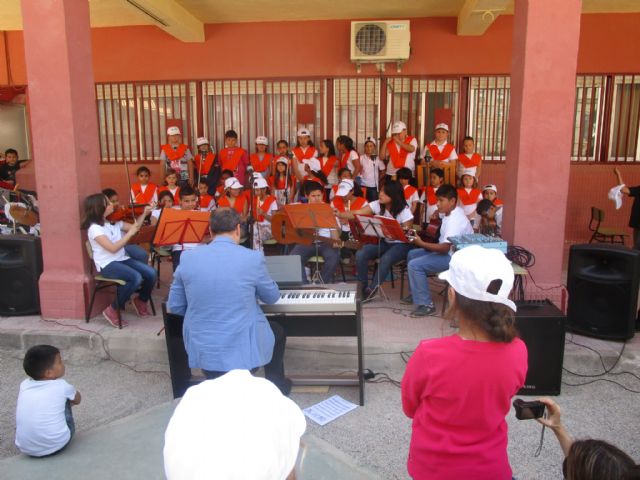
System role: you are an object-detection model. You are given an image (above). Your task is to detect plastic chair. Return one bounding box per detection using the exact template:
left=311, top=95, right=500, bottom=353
left=588, top=207, right=627, bottom=244
left=85, top=241, right=156, bottom=328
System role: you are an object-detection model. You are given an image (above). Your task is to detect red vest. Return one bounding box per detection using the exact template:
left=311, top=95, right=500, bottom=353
left=458, top=153, right=482, bottom=168
left=131, top=182, right=157, bottom=204
left=219, top=148, right=246, bottom=172
left=387, top=136, right=415, bottom=169
left=320, top=155, right=338, bottom=177
left=161, top=144, right=188, bottom=161
left=199, top=193, right=214, bottom=209
left=270, top=174, right=290, bottom=190
left=421, top=186, right=437, bottom=206
left=250, top=153, right=273, bottom=173
left=403, top=185, right=418, bottom=201
left=428, top=143, right=455, bottom=161
left=293, top=146, right=317, bottom=161
left=217, top=193, right=246, bottom=214
left=331, top=196, right=366, bottom=212
left=253, top=195, right=277, bottom=222
left=457, top=188, right=482, bottom=205
left=158, top=186, right=180, bottom=203
left=340, top=151, right=359, bottom=169
left=195, top=152, right=216, bottom=175
left=494, top=198, right=504, bottom=207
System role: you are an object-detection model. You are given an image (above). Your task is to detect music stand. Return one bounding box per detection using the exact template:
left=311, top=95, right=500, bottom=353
left=284, top=203, right=338, bottom=284
left=354, top=214, right=409, bottom=302
left=152, top=208, right=210, bottom=246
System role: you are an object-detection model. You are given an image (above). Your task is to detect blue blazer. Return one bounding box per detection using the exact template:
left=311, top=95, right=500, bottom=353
left=167, top=236, right=280, bottom=371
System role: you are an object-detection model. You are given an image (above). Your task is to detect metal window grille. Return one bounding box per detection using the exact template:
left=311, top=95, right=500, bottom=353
left=571, top=75, right=606, bottom=162
left=333, top=77, right=380, bottom=151
left=608, top=75, right=640, bottom=162
left=96, top=82, right=196, bottom=163
left=467, top=76, right=509, bottom=162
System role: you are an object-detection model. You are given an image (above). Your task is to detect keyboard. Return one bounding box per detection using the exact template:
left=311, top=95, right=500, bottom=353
left=259, top=285, right=358, bottom=313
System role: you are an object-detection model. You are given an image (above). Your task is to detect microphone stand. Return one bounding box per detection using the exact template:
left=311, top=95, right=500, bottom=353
left=371, top=154, right=379, bottom=200
left=246, top=168, right=256, bottom=249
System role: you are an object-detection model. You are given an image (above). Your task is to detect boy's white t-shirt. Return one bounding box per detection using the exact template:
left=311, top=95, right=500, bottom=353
left=386, top=137, right=419, bottom=176
left=439, top=206, right=474, bottom=254
left=15, top=378, right=77, bottom=457
left=88, top=221, right=129, bottom=271
left=359, top=154, right=385, bottom=188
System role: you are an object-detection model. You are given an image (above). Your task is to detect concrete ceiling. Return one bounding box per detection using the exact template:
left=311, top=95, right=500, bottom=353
left=0, top=0, right=638, bottom=39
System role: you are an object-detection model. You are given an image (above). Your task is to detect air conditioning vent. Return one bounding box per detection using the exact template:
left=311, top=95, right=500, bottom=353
left=351, top=21, right=410, bottom=63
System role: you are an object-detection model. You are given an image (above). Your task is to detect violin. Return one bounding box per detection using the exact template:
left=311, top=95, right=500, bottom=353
left=106, top=203, right=149, bottom=223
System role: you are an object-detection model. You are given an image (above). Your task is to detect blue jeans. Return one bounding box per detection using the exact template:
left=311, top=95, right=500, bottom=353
left=100, top=258, right=156, bottom=309
left=290, top=243, right=340, bottom=283
left=124, top=244, right=149, bottom=264
left=356, top=242, right=413, bottom=289
left=407, top=248, right=452, bottom=306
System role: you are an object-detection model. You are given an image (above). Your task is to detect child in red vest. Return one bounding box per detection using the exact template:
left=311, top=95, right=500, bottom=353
left=218, top=130, right=248, bottom=185
left=130, top=166, right=158, bottom=205
left=271, top=142, right=293, bottom=207
left=381, top=121, right=418, bottom=179
left=457, top=136, right=482, bottom=181
left=425, top=123, right=458, bottom=169
left=250, top=136, right=273, bottom=179
left=292, top=128, right=317, bottom=178
left=458, top=173, right=482, bottom=222
left=318, top=139, right=339, bottom=199
left=197, top=179, right=216, bottom=211
left=482, top=184, right=503, bottom=207
left=397, top=167, right=420, bottom=214
left=336, top=135, right=361, bottom=180
left=331, top=178, right=368, bottom=242
left=160, top=126, right=194, bottom=187
left=251, top=177, right=278, bottom=250
left=194, top=137, right=218, bottom=184
left=158, top=169, right=180, bottom=203
left=419, top=168, right=444, bottom=225
left=150, top=190, right=174, bottom=226
left=359, top=137, right=386, bottom=202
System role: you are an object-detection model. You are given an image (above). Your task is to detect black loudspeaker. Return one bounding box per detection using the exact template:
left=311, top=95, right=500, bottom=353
left=516, top=300, right=566, bottom=396
left=162, top=303, right=198, bottom=399
left=567, top=244, right=640, bottom=341
left=0, top=235, right=43, bottom=316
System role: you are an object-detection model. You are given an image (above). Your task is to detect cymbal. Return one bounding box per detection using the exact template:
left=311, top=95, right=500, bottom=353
left=8, top=204, right=39, bottom=227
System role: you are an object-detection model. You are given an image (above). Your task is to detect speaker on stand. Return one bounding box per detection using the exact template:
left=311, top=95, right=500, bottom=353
left=0, top=235, right=43, bottom=315
left=567, top=244, right=640, bottom=341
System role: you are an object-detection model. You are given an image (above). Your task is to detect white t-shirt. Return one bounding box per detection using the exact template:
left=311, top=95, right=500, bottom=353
left=404, top=185, right=420, bottom=206
left=88, top=222, right=129, bottom=271
left=15, top=378, right=77, bottom=457
left=256, top=196, right=279, bottom=226
left=386, top=137, right=419, bottom=176
left=342, top=150, right=360, bottom=174
left=439, top=206, right=474, bottom=254
left=359, top=154, right=385, bottom=188
left=368, top=200, right=414, bottom=243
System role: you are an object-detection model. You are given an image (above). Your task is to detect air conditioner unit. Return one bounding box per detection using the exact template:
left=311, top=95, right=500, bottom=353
left=350, top=20, right=410, bottom=64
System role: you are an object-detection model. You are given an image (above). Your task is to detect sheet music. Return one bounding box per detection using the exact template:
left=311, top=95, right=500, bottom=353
left=303, top=395, right=358, bottom=426
left=355, top=214, right=385, bottom=238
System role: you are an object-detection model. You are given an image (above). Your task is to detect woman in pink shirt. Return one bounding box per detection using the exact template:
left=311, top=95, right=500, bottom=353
left=402, top=245, right=528, bottom=480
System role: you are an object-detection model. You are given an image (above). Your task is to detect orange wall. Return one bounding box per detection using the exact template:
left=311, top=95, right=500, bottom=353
left=2, top=14, right=640, bottom=84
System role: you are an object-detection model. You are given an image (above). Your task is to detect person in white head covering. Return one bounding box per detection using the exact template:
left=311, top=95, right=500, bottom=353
left=402, top=245, right=527, bottom=480
left=161, top=126, right=194, bottom=187
left=380, top=121, right=418, bottom=178
left=164, top=370, right=306, bottom=480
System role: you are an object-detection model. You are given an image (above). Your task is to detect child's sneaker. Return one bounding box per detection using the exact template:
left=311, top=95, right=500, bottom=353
left=103, top=305, right=125, bottom=328
left=132, top=297, right=151, bottom=317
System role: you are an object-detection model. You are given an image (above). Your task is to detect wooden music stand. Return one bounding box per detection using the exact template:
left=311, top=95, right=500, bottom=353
left=152, top=208, right=210, bottom=246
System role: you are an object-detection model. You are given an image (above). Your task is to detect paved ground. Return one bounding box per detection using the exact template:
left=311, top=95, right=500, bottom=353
left=1, top=275, right=640, bottom=479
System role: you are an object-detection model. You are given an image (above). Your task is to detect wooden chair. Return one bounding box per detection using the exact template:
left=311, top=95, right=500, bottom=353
left=588, top=207, right=627, bottom=244
left=85, top=241, right=156, bottom=328
left=416, top=163, right=457, bottom=188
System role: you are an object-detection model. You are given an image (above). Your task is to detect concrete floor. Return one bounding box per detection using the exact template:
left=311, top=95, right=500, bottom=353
left=1, top=273, right=640, bottom=479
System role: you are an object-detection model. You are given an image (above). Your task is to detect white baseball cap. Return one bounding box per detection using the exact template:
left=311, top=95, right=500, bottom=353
left=167, top=126, right=181, bottom=136
left=164, top=370, right=306, bottom=480
left=438, top=245, right=516, bottom=311
left=276, top=157, right=289, bottom=165
left=196, top=137, right=209, bottom=146
left=255, top=136, right=269, bottom=145
left=364, top=136, right=377, bottom=146
left=391, top=121, right=407, bottom=134
left=297, top=128, right=311, bottom=137
left=435, top=123, right=449, bottom=132
left=224, top=177, right=243, bottom=190
left=253, top=177, right=269, bottom=189
left=482, top=184, right=498, bottom=194
left=306, top=158, right=321, bottom=172
left=336, top=179, right=355, bottom=197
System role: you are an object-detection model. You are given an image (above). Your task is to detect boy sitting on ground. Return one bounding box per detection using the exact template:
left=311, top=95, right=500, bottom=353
left=15, top=345, right=81, bottom=457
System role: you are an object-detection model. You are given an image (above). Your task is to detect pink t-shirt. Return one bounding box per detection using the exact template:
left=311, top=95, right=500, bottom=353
left=402, top=334, right=528, bottom=480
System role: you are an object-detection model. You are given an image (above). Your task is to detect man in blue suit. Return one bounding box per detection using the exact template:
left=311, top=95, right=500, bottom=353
left=168, top=207, right=291, bottom=395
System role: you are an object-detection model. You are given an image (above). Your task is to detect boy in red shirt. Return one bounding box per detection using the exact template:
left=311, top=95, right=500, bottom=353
left=217, top=130, right=249, bottom=185
left=402, top=246, right=527, bottom=480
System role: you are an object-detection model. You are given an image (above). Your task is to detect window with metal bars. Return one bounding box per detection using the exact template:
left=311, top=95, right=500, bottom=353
left=333, top=78, right=380, bottom=151
left=571, top=75, right=605, bottom=162
left=608, top=75, right=640, bottom=162
left=467, top=76, right=509, bottom=162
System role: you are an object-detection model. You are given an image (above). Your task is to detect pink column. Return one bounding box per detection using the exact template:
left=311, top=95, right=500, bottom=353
left=21, top=0, right=101, bottom=319
left=502, top=0, right=581, bottom=286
